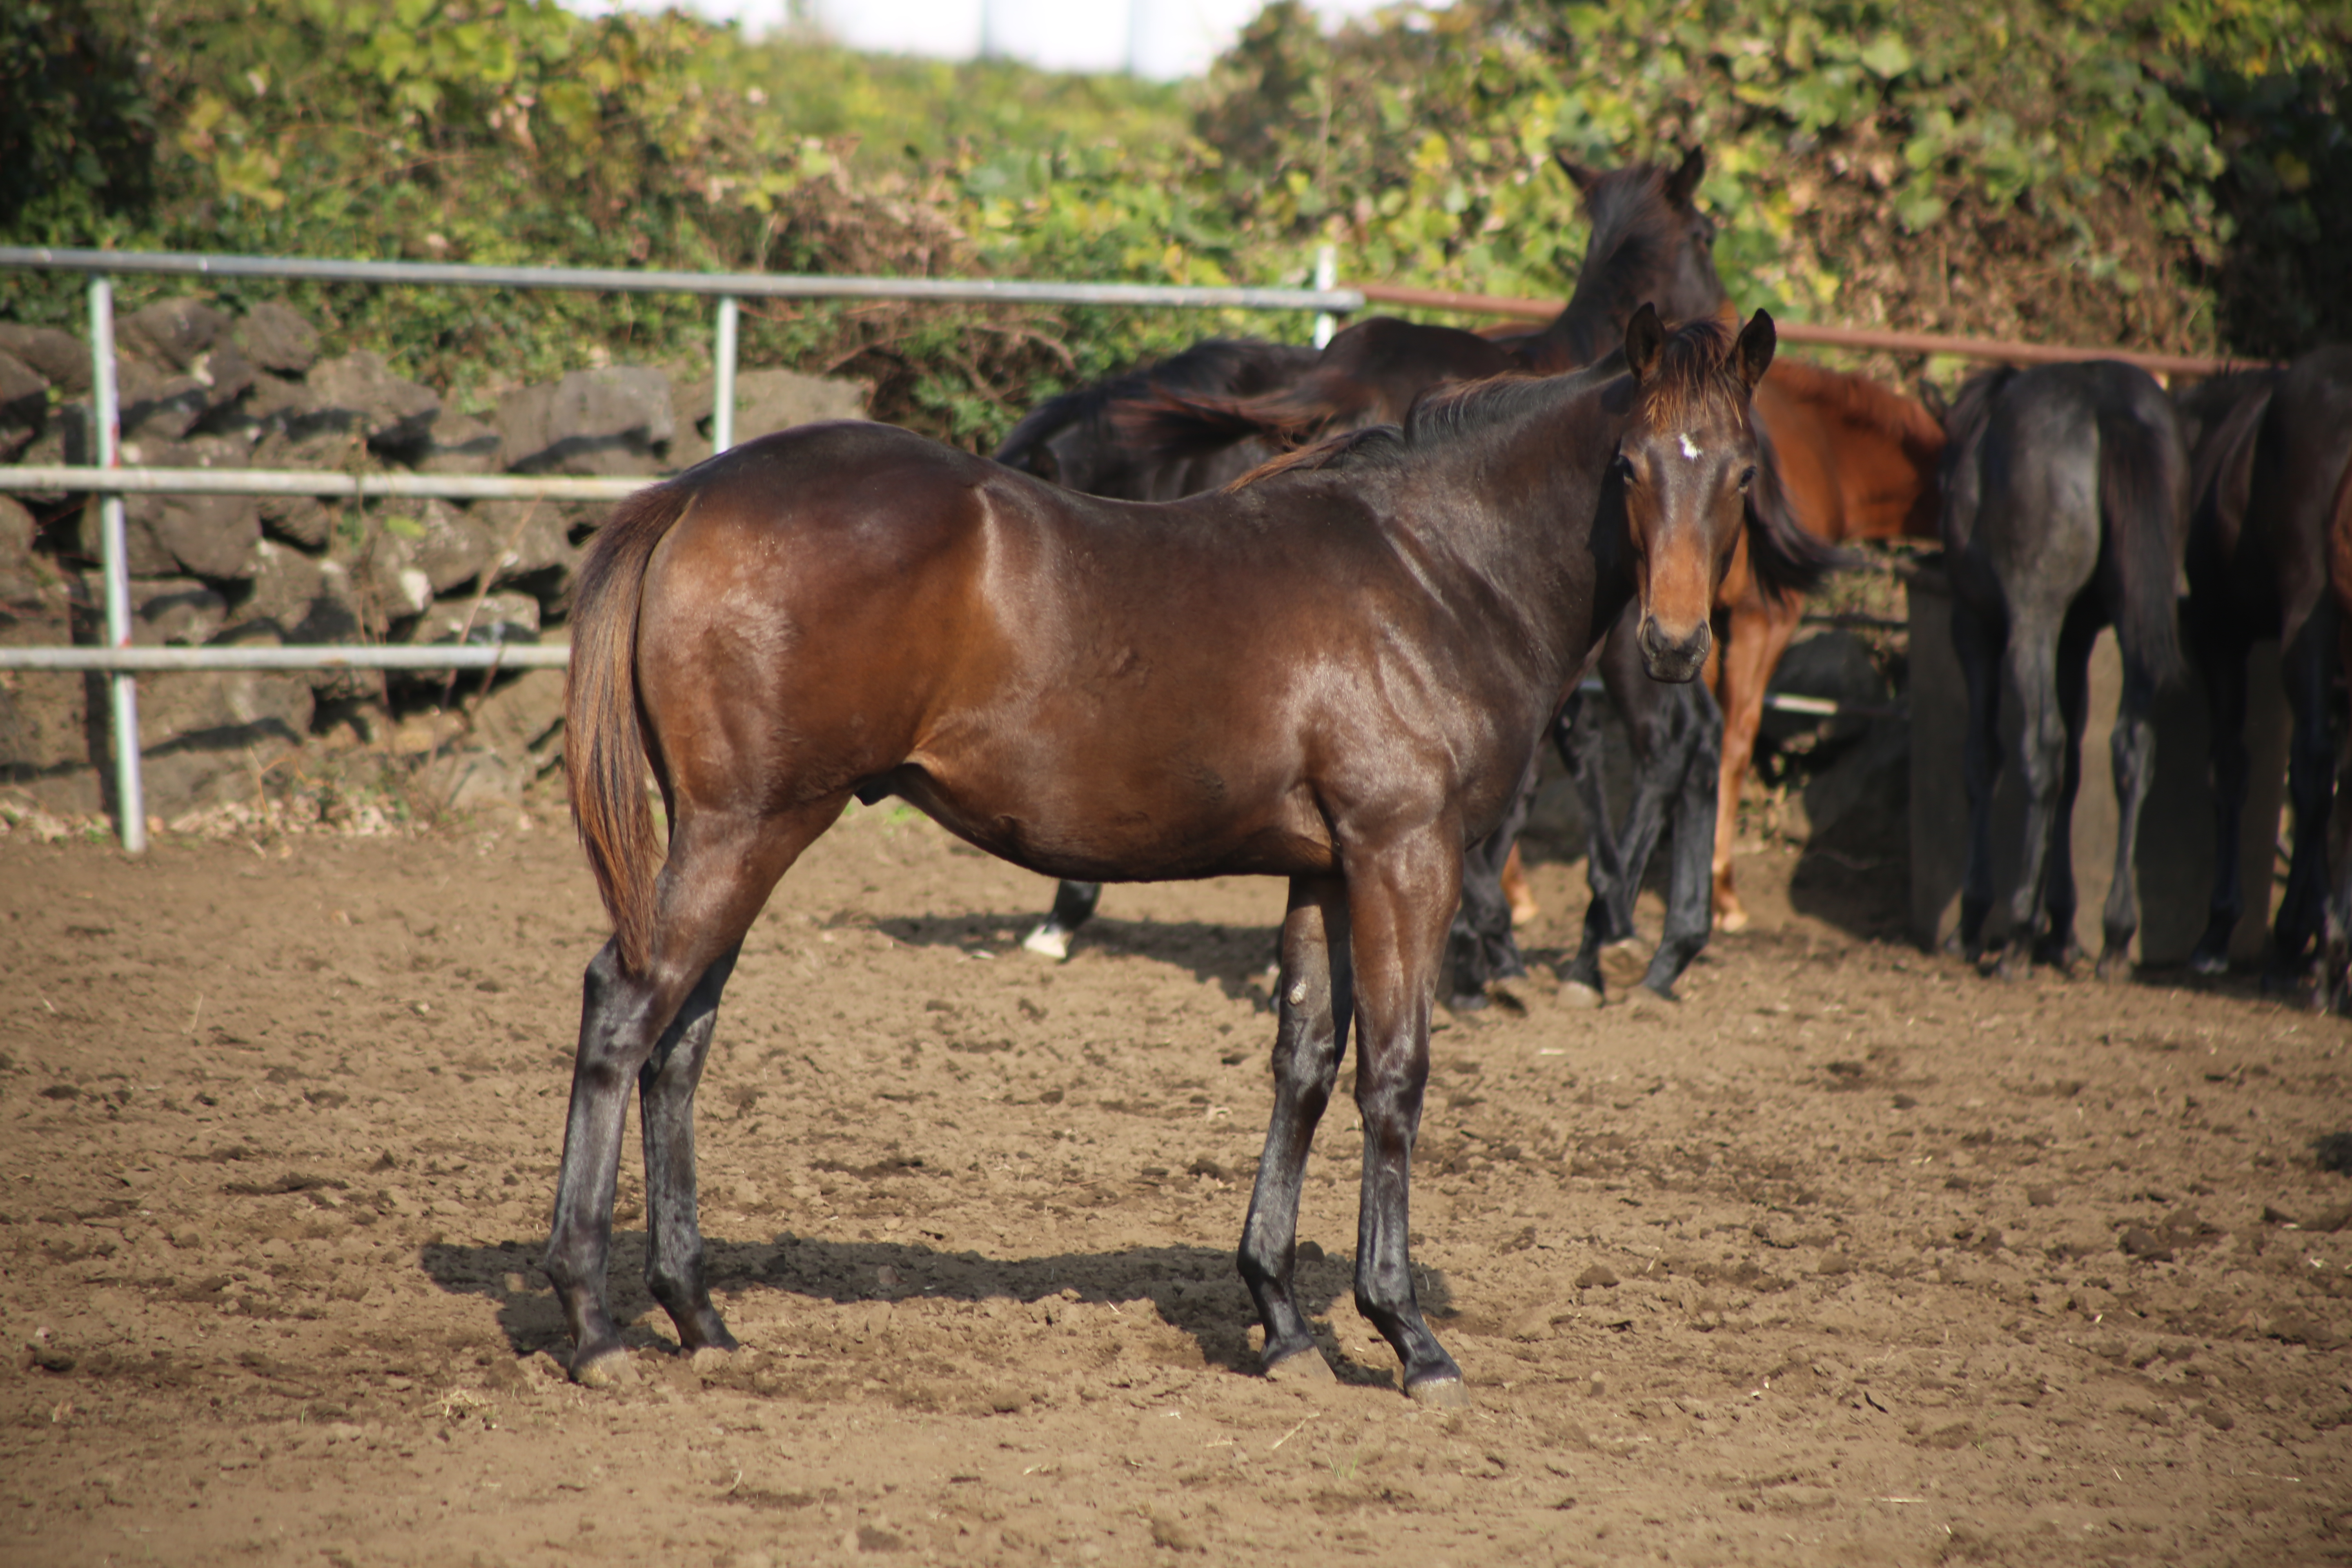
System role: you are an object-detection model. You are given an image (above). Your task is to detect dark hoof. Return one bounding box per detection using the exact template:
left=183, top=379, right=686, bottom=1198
left=1446, top=990, right=1490, bottom=1013
left=1639, top=978, right=1680, bottom=1004
left=569, top=1343, right=637, bottom=1388
left=1405, top=1374, right=1471, bottom=1408
left=2188, top=949, right=2230, bottom=977
left=1993, top=949, right=2029, bottom=983
left=2094, top=949, right=2132, bottom=983
left=1263, top=1345, right=1337, bottom=1385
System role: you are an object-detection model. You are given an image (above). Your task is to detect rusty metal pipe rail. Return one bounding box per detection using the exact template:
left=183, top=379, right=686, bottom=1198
left=1352, top=281, right=2264, bottom=378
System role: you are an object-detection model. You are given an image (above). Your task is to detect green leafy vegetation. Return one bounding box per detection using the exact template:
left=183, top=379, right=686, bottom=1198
left=1, top=0, right=2344, bottom=450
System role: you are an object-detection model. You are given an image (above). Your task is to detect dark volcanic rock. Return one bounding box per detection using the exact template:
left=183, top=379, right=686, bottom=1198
left=0, top=351, right=47, bottom=461
left=120, top=299, right=229, bottom=372
left=306, top=352, right=441, bottom=454
left=497, top=367, right=673, bottom=474
left=129, top=578, right=229, bottom=646
left=232, top=302, right=320, bottom=375
left=0, top=325, right=90, bottom=396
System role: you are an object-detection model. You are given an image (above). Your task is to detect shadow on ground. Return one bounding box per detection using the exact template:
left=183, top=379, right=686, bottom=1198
left=871, top=909, right=1281, bottom=1005
left=419, top=1233, right=1449, bottom=1390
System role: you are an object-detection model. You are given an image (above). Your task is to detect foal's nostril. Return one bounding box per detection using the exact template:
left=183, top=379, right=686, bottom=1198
left=1638, top=615, right=1711, bottom=679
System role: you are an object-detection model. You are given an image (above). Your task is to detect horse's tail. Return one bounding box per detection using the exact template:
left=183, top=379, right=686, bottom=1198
left=566, top=479, right=697, bottom=976
left=2098, top=393, right=2189, bottom=688
left=1744, top=413, right=1851, bottom=601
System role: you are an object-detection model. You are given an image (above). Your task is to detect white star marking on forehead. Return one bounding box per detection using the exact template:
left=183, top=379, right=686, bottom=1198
left=1678, top=432, right=1701, bottom=461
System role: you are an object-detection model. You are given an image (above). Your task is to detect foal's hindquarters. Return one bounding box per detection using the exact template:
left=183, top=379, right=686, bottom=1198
left=1939, top=362, right=2188, bottom=979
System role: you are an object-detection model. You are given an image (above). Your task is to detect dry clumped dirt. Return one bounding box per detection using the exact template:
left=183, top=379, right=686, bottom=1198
left=3, top=797, right=2351, bottom=1566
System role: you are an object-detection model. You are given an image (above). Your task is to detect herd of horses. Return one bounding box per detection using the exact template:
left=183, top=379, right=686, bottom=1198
left=535, top=148, right=2352, bottom=1399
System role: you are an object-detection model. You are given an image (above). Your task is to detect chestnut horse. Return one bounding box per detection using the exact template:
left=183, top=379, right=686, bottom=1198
left=1706, top=362, right=1945, bottom=928
left=549, top=310, right=1805, bottom=1403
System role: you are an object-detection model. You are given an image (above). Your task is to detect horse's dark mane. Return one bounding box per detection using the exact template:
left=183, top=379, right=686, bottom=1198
left=992, top=339, right=1294, bottom=467
left=1224, top=328, right=1749, bottom=495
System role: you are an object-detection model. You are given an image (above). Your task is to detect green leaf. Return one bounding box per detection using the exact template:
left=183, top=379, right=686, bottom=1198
left=1860, top=34, right=1915, bottom=80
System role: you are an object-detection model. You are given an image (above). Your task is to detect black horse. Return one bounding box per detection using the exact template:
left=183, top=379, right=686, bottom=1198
left=2176, top=347, right=2352, bottom=990
left=1937, top=362, right=2188, bottom=978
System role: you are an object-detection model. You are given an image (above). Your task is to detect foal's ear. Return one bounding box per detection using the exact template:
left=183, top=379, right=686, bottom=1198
left=1665, top=145, right=1707, bottom=208
left=1733, top=309, right=1776, bottom=390
left=1626, top=302, right=1665, bottom=382
left=1553, top=149, right=1601, bottom=196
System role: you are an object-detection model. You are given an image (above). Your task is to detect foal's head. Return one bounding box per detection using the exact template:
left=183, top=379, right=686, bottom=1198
left=1617, top=303, right=1776, bottom=681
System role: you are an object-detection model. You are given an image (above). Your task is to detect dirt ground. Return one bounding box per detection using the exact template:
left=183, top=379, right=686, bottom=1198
left=4, top=791, right=2352, bottom=1568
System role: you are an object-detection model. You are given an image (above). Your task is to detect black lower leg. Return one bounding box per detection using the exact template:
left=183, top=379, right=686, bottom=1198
left=1237, top=879, right=1352, bottom=1372
left=639, top=944, right=743, bottom=1352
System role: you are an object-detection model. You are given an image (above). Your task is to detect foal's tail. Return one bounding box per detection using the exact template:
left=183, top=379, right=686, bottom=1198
left=566, top=479, right=698, bottom=976
left=2099, top=399, right=2189, bottom=688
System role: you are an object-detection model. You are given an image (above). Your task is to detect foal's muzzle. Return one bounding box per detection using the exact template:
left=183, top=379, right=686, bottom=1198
left=1637, top=614, right=1712, bottom=683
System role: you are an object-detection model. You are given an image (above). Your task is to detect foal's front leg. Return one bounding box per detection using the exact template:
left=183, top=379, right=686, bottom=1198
left=1238, top=876, right=1354, bottom=1378
left=1348, top=835, right=1467, bottom=1405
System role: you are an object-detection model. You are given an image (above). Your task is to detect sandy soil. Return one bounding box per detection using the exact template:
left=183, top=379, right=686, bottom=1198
left=4, top=796, right=2351, bottom=1567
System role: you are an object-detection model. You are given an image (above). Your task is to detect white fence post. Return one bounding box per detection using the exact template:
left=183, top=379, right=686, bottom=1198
left=88, top=275, right=145, bottom=853
left=1312, top=245, right=1339, bottom=350
left=712, top=294, right=739, bottom=454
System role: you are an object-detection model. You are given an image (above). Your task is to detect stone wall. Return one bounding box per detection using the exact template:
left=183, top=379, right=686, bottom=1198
left=0, top=298, right=867, bottom=823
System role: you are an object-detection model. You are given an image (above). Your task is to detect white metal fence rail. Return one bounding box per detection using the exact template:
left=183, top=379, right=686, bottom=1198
left=0, top=246, right=1364, bottom=851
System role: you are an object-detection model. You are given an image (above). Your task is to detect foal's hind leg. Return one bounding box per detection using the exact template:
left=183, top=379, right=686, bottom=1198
left=2098, top=645, right=2161, bottom=979
left=1021, top=880, right=1102, bottom=960
left=1445, top=750, right=1538, bottom=1010
left=2037, top=604, right=2100, bottom=971
left=546, top=802, right=832, bottom=1383
left=2270, top=607, right=2339, bottom=984
left=1998, top=624, right=2071, bottom=982
left=2190, top=632, right=2252, bottom=974
left=1238, top=876, right=1354, bottom=1379
left=639, top=943, right=743, bottom=1355
left=1951, top=604, right=2007, bottom=961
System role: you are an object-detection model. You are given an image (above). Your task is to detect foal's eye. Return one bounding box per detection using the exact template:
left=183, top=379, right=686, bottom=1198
left=1737, top=465, right=1757, bottom=490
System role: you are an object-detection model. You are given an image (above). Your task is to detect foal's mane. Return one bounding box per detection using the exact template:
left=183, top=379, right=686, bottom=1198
left=1224, top=321, right=1749, bottom=493
left=992, top=338, right=1294, bottom=468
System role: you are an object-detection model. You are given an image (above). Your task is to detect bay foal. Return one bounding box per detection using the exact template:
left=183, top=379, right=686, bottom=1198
left=548, top=310, right=1793, bottom=1403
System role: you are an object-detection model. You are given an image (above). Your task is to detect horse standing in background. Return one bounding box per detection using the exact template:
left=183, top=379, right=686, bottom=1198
left=1008, top=151, right=1733, bottom=999
left=2175, top=347, right=2352, bottom=998
left=1936, top=362, right=2188, bottom=979
left=548, top=312, right=1812, bottom=1403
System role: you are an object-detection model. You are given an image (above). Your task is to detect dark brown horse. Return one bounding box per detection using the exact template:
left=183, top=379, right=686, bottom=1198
left=2178, top=346, right=2352, bottom=994
left=548, top=310, right=1800, bottom=1404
